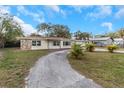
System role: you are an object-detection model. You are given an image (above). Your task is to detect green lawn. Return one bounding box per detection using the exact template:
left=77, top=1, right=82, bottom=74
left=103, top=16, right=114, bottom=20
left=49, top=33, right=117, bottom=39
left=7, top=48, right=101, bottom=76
left=68, top=52, right=124, bottom=88
left=96, top=47, right=124, bottom=51
left=0, top=48, right=54, bottom=88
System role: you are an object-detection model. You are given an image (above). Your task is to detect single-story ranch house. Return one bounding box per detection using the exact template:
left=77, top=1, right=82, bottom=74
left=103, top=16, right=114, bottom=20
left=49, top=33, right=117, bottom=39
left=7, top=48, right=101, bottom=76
left=18, top=36, right=72, bottom=50
left=18, top=36, right=124, bottom=50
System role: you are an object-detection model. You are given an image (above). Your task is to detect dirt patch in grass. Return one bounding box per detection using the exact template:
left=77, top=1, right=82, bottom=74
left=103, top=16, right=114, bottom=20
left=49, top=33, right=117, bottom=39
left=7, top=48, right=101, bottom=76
left=68, top=52, right=124, bottom=88
left=0, top=48, right=56, bottom=88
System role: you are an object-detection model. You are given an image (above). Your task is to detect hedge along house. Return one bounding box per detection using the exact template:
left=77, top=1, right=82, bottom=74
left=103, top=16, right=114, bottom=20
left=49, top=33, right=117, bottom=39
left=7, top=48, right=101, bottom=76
left=18, top=36, right=71, bottom=50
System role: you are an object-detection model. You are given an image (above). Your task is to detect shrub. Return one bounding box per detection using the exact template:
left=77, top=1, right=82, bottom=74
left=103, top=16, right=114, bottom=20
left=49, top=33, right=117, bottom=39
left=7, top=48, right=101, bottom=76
left=107, top=44, right=118, bottom=53
left=85, top=43, right=95, bottom=52
left=81, top=43, right=86, bottom=50
left=70, top=43, right=84, bottom=59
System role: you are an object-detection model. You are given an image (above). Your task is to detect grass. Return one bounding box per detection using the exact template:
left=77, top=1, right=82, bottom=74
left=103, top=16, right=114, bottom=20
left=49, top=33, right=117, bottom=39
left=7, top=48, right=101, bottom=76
left=0, top=48, right=55, bottom=88
left=68, top=52, right=124, bottom=88
left=96, top=46, right=124, bottom=51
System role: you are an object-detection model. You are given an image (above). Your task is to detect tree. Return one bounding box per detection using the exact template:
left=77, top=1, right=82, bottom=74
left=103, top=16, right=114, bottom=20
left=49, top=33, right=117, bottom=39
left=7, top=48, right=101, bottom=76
left=36, top=23, right=51, bottom=37
left=0, top=13, right=23, bottom=48
left=105, top=32, right=119, bottom=38
left=50, top=24, right=71, bottom=38
left=118, top=28, right=124, bottom=48
left=74, top=30, right=81, bottom=40
left=105, top=32, right=119, bottom=43
left=81, top=32, right=91, bottom=40
left=37, top=23, right=71, bottom=38
left=74, top=31, right=91, bottom=40
left=30, top=33, right=42, bottom=37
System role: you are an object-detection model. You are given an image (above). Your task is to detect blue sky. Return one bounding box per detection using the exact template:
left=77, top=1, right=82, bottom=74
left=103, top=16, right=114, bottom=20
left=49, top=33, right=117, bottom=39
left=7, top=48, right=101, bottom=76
left=1, top=5, right=124, bottom=35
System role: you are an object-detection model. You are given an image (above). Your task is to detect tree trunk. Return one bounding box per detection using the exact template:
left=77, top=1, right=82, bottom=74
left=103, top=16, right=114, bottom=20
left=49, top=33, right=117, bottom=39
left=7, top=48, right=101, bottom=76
left=0, top=39, right=5, bottom=48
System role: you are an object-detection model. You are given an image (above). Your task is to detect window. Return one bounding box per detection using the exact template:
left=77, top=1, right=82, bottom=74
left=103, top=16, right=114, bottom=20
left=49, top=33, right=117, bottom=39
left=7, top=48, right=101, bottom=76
left=32, top=40, right=41, bottom=46
left=32, top=41, right=36, bottom=46
left=63, top=41, right=71, bottom=46
left=53, top=41, right=60, bottom=46
left=37, top=41, right=41, bottom=46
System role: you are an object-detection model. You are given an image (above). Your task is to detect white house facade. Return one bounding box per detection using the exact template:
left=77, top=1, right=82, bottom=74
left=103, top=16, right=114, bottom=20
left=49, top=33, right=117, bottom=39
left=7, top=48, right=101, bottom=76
left=19, top=37, right=72, bottom=50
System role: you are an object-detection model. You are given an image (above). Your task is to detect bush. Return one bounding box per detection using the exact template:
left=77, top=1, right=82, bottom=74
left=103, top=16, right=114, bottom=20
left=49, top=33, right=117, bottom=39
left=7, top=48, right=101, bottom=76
left=70, top=43, right=84, bottom=59
left=107, top=44, right=118, bottom=53
left=5, top=40, right=20, bottom=48
left=85, top=43, right=95, bottom=52
left=81, top=43, right=86, bottom=50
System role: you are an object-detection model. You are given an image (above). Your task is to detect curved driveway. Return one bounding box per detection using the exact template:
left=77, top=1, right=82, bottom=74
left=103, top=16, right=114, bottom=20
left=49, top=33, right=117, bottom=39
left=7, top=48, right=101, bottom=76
left=26, top=50, right=101, bottom=88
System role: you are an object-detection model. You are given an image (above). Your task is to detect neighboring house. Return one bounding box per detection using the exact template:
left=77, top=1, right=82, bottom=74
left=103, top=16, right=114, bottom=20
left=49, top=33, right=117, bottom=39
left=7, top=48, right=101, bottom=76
left=18, top=36, right=72, bottom=50
left=90, top=37, right=124, bottom=47
left=113, top=38, right=124, bottom=47
left=90, top=37, right=113, bottom=47
left=72, top=36, right=114, bottom=47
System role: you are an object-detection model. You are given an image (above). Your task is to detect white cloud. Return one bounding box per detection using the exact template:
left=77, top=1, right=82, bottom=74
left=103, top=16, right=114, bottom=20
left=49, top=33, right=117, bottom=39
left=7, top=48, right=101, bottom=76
left=0, top=5, right=11, bottom=15
left=115, top=7, right=124, bottom=18
left=13, top=16, right=37, bottom=35
left=0, top=6, right=37, bottom=35
left=101, top=22, right=113, bottom=31
left=113, top=6, right=124, bottom=19
left=46, top=5, right=60, bottom=12
left=70, top=5, right=92, bottom=13
left=17, top=6, right=27, bottom=14
left=88, top=6, right=112, bottom=18
left=60, top=9, right=66, bottom=17
left=17, top=6, right=44, bottom=23
left=44, top=5, right=66, bottom=17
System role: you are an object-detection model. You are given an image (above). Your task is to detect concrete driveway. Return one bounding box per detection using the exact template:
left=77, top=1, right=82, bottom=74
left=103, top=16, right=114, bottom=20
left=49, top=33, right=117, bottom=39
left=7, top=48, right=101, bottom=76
left=26, top=50, right=101, bottom=88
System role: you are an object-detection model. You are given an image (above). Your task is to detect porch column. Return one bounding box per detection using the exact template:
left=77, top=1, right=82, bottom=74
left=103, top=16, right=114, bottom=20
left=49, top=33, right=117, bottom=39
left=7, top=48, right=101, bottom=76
left=47, top=40, right=50, bottom=49
left=60, top=40, right=63, bottom=49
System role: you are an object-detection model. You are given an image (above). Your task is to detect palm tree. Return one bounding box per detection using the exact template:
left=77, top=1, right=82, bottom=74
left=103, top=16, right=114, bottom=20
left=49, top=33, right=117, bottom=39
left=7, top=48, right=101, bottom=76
left=74, top=31, right=91, bottom=40
left=118, top=28, right=124, bottom=48
left=81, top=32, right=91, bottom=40
left=74, top=30, right=81, bottom=40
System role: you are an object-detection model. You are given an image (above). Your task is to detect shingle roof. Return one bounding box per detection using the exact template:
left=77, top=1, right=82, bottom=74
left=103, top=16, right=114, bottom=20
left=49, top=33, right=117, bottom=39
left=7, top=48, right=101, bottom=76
left=89, top=37, right=110, bottom=41
left=17, top=36, right=70, bottom=41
